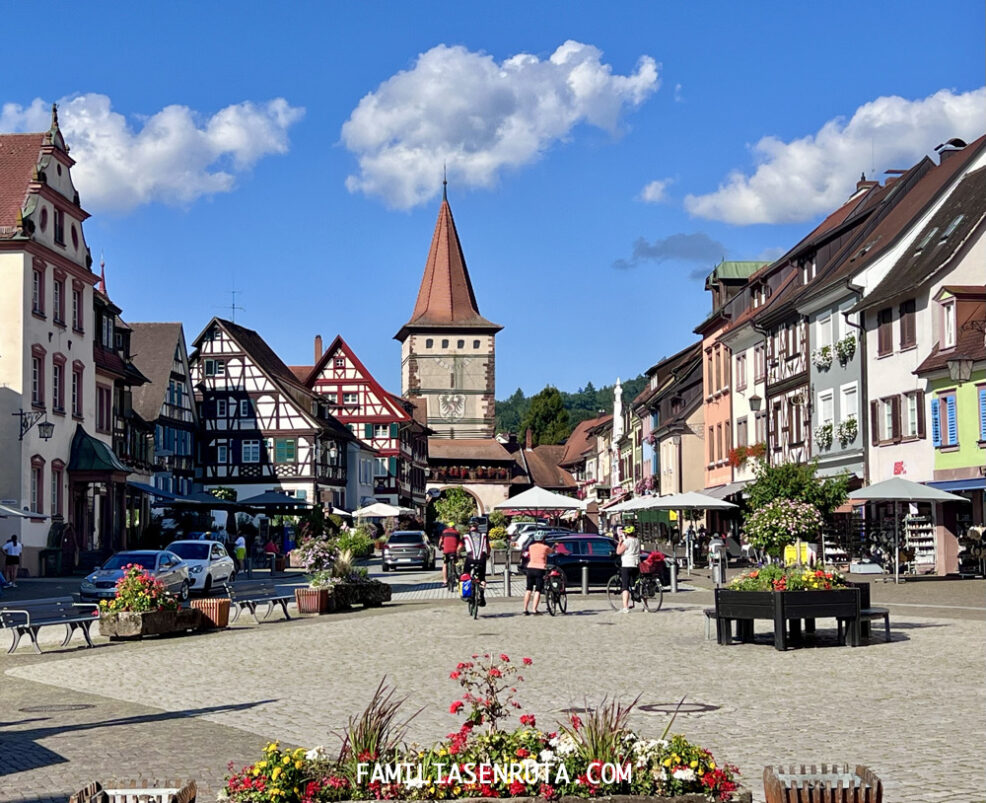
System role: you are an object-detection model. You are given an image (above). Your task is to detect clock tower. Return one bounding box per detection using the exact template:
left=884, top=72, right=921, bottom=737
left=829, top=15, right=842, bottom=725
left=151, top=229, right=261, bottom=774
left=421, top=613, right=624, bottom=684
left=395, top=186, right=501, bottom=438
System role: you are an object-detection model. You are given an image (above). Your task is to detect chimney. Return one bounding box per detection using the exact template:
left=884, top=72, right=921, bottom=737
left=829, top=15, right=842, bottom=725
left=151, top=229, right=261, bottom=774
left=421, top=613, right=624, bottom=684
left=525, top=428, right=533, bottom=450
left=314, top=334, right=323, bottom=362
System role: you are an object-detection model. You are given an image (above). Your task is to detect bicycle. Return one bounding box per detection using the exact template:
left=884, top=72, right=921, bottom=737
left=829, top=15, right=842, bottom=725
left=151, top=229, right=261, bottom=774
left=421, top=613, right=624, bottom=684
left=544, top=568, right=568, bottom=616
left=461, top=564, right=482, bottom=619
left=606, top=569, right=663, bottom=612
left=443, top=553, right=460, bottom=593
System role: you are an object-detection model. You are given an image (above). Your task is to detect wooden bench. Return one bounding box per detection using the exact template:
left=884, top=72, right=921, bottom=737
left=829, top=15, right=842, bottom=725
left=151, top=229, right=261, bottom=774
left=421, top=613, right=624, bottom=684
left=0, top=597, right=100, bottom=654
left=222, top=580, right=292, bottom=624
left=847, top=581, right=891, bottom=641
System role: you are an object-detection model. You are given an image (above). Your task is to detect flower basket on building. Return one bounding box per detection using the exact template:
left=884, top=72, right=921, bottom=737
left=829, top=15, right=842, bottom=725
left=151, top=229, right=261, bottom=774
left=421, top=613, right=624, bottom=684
left=837, top=416, right=858, bottom=447
left=191, top=597, right=231, bottom=629
left=728, top=445, right=748, bottom=468
left=746, top=442, right=767, bottom=461
left=811, top=345, right=833, bottom=370
left=835, top=335, right=856, bottom=365
left=814, top=422, right=834, bottom=450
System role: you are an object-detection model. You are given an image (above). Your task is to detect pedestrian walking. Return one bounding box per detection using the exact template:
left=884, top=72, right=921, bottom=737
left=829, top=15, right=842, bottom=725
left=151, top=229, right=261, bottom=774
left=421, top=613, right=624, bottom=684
left=233, top=534, right=247, bottom=573
left=522, top=532, right=553, bottom=616
left=3, top=535, right=22, bottom=586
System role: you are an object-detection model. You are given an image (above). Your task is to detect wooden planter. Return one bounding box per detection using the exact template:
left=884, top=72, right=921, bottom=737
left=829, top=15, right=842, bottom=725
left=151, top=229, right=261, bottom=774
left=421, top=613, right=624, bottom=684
left=191, top=597, right=231, bottom=629
left=99, top=608, right=201, bottom=639
left=764, top=764, right=881, bottom=803
left=316, top=794, right=749, bottom=803
left=714, top=588, right=861, bottom=650
left=295, top=587, right=330, bottom=614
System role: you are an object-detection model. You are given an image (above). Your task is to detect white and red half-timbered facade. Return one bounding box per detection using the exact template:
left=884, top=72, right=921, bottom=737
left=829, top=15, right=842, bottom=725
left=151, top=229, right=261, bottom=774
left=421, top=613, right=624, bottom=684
left=303, top=335, right=429, bottom=511
left=190, top=318, right=355, bottom=507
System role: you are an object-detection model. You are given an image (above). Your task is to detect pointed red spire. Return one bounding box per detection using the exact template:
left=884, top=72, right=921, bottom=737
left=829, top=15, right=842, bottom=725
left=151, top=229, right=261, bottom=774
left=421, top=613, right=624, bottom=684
left=98, top=253, right=107, bottom=296
left=395, top=194, right=501, bottom=340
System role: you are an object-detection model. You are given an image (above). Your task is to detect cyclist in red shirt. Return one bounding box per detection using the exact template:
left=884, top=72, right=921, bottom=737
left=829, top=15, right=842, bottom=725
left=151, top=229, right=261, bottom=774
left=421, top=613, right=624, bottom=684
left=440, top=523, right=463, bottom=585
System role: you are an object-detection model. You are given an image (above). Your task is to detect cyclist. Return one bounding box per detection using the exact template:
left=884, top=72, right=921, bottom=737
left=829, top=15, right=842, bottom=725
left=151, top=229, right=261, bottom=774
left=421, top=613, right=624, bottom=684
left=616, top=524, right=641, bottom=614
left=440, top=523, right=463, bottom=586
left=462, top=523, right=490, bottom=606
left=522, top=531, right=553, bottom=616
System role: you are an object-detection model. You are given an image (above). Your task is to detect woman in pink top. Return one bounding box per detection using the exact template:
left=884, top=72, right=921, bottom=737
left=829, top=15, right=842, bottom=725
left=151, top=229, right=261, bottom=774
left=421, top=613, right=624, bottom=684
left=523, top=532, right=553, bottom=616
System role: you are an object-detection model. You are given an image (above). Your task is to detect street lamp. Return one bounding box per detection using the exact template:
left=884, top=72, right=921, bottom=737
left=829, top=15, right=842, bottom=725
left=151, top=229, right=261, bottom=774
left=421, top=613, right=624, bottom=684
left=13, top=410, right=55, bottom=440
left=748, top=394, right=763, bottom=412
left=947, top=357, right=973, bottom=383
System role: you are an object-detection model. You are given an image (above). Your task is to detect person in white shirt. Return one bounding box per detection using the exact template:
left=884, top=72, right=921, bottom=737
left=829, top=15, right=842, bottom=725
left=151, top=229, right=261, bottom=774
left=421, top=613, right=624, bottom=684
left=615, top=526, right=641, bottom=613
left=3, top=535, right=23, bottom=585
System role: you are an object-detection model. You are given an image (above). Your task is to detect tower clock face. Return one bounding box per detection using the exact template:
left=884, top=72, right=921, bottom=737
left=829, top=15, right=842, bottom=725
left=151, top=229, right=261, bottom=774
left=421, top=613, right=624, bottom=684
left=439, top=394, right=465, bottom=420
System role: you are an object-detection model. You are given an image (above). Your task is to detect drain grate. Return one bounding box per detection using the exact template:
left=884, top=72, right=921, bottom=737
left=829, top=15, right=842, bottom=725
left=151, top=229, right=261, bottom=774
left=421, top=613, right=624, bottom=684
left=638, top=702, right=719, bottom=715
left=19, top=704, right=95, bottom=713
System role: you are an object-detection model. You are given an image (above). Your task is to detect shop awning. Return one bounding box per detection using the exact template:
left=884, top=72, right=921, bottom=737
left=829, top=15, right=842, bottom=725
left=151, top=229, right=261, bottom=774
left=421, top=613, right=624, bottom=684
left=0, top=504, right=34, bottom=518
left=703, top=481, right=749, bottom=500
left=925, top=478, right=986, bottom=492
left=67, top=424, right=129, bottom=474
left=126, top=480, right=182, bottom=500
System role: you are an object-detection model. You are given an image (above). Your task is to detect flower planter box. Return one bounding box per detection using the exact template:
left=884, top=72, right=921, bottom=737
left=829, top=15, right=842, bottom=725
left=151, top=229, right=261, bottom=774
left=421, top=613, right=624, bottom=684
left=328, top=582, right=356, bottom=610
left=763, top=764, right=881, bottom=803
left=99, top=608, right=201, bottom=639
left=357, top=579, right=392, bottom=607
left=191, top=597, right=231, bottom=629
left=323, top=795, right=749, bottom=803
left=295, top=587, right=332, bottom=614
left=714, top=588, right=861, bottom=650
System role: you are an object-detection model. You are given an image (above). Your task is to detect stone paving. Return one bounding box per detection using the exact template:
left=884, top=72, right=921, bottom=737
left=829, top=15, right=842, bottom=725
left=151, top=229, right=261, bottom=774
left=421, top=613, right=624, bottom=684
left=1, top=581, right=984, bottom=803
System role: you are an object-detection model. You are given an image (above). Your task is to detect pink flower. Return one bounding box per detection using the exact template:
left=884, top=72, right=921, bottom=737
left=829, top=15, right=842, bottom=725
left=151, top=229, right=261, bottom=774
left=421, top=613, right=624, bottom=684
left=489, top=667, right=502, bottom=678
left=522, top=657, right=533, bottom=665
left=449, top=671, right=460, bottom=679
left=449, top=700, right=464, bottom=714
left=499, top=653, right=510, bottom=662
left=570, top=714, right=582, bottom=730
left=520, top=714, right=536, bottom=727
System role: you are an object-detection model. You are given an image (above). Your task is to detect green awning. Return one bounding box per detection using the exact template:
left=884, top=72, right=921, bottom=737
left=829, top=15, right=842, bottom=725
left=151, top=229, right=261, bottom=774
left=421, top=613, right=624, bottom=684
left=68, top=424, right=129, bottom=473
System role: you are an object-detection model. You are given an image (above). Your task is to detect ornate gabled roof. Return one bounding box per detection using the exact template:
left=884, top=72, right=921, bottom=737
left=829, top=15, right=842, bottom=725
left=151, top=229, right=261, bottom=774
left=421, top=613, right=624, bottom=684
left=395, top=196, right=501, bottom=340
left=129, top=323, right=186, bottom=422
left=0, top=133, right=44, bottom=231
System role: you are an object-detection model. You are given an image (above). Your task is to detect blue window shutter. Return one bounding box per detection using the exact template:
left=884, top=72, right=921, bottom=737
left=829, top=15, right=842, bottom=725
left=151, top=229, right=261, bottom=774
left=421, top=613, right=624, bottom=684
left=364, top=423, right=373, bottom=438
left=390, top=422, right=399, bottom=438
left=388, top=456, right=397, bottom=476
left=930, top=398, right=941, bottom=447
left=946, top=395, right=958, bottom=445
left=979, top=388, right=986, bottom=441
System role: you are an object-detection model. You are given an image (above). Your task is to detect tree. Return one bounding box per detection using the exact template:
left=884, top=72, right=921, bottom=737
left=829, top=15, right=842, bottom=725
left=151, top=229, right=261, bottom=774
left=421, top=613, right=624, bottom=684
left=495, top=388, right=529, bottom=434
left=745, top=460, right=849, bottom=517
left=519, top=386, right=571, bottom=446
left=433, top=487, right=477, bottom=527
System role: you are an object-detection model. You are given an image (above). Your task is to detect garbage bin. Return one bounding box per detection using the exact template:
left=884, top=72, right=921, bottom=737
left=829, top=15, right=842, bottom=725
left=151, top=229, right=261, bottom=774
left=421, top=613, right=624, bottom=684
left=40, top=548, right=63, bottom=577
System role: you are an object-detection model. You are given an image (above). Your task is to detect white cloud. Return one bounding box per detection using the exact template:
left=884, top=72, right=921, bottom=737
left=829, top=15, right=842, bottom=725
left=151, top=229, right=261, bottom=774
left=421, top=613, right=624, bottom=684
left=0, top=94, right=304, bottom=212
left=342, top=42, right=659, bottom=209
left=684, top=87, right=986, bottom=225
left=674, top=83, right=683, bottom=103
left=640, top=178, right=673, bottom=203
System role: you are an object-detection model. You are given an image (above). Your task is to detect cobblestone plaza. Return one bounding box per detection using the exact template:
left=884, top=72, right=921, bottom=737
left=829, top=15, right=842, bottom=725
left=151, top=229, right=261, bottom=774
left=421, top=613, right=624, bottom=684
left=1, top=577, right=984, bottom=802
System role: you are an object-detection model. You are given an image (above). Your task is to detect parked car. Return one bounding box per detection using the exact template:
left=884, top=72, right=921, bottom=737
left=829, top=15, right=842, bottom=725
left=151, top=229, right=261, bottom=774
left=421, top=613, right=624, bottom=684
left=543, top=534, right=622, bottom=585
left=381, top=531, right=435, bottom=571
left=166, top=540, right=236, bottom=593
left=79, top=550, right=190, bottom=602
left=512, top=526, right=572, bottom=553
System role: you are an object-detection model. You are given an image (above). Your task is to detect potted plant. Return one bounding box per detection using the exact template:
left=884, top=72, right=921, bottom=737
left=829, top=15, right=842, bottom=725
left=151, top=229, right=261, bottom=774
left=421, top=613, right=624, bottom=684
left=98, top=564, right=200, bottom=638
left=811, top=345, right=833, bottom=370
left=745, top=498, right=824, bottom=561
left=835, top=334, right=856, bottom=365
left=292, top=536, right=339, bottom=615
left=814, top=422, right=834, bottom=450
left=837, top=415, right=858, bottom=447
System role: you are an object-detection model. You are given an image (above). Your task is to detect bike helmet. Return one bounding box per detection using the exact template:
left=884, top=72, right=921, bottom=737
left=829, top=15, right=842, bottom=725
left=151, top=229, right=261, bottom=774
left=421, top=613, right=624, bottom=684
left=624, top=525, right=635, bottom=535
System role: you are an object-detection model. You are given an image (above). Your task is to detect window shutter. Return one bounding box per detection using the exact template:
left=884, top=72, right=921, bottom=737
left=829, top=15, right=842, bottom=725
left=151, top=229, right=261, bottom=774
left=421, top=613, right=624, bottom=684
left=916, top=390, right=926, bottom=439
left=390, top=422, right=399, bottom=438
left=870, top=401, right=880, bottom=445
left=364, top=423, right=373, bottom=438
left=980, top=388, right=986, bottom=441
left=930, top=398, right=941, bottom=447
left=946, top=395, right=958, bottom=445
left=388, top=456, right=397, bottom=476
left=891, top=396, right=902, bottom=443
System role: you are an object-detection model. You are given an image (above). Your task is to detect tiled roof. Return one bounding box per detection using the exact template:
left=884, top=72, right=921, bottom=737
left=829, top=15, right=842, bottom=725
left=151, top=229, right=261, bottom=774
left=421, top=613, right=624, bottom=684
left=428, top=438, right=516, bottom=462
left=0, top=133, right=43, bottom=230
left=524, top=444, right=576, bottom=490
left=129, top=323, right=184, bottom=422
left=289, top=365, right=311, bottom=382
left=559, top=415, right=610, bottom=466
left=396, top=197, right=501, bottom=338
left=856, top=165, right=986, bottom=312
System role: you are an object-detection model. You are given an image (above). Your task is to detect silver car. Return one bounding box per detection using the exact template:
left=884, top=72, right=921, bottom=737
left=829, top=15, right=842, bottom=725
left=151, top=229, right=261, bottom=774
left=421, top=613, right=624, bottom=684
left=166, top=540, right=236, bottom=594
left=79, top=550, right=190, bottom=602
left=381, top=531, right=435, bottom=571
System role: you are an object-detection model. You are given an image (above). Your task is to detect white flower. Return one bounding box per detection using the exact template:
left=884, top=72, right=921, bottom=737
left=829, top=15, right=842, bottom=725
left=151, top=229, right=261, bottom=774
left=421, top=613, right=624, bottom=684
left=540, top=749, right=556, bottom=762
left=305, top=745, right=328, bottom=760
left=405, top=776, right=426, bottom=788
left=672, top=768, right=696, bottom=782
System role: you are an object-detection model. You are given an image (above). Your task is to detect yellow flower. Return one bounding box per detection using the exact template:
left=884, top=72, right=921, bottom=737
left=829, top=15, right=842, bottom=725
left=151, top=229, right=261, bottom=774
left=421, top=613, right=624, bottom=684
left=283, top=755, right=291, bottom=764
left=690, top=760, right=698, bottom=768
left=295, top=760, right=303, bottom=770
left=709, top=761, right=716, bottom=769
left=257, top=761, right=267, bottom=769
left=272, top=766, right=282, bottom=781
left=663, top=758, right=672, bottom=767
left=438, top=748, right=447, bottom=756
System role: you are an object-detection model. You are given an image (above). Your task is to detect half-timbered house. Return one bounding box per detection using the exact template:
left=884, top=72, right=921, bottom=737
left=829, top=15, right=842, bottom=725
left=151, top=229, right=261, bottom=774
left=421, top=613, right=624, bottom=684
left=130, top=323, right=198, bottom=500
left=301, top=334, right=429, bottom=511
left=190, top=318, right=355, bottom=507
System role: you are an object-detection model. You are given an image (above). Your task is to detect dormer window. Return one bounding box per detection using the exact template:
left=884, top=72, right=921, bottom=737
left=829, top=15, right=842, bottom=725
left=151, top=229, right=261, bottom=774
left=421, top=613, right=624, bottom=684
left=942, top=299, right=956, bottom=349
left=941, top=215, right=964, bottom=240
left=914, top=227, right=938, bottom=254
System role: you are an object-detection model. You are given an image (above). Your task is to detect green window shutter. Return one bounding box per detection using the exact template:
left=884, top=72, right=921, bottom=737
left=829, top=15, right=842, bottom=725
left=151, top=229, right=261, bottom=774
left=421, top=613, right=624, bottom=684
left=390, top=422, right=399, bottom=438
left=364, top=423, right=373, bottom=438
left=388, top=457, right=397, bottom=476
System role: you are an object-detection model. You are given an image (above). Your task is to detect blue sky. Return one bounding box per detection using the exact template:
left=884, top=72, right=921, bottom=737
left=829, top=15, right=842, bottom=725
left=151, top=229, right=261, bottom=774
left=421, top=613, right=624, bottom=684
left=3, top=1, right=984, bottom=397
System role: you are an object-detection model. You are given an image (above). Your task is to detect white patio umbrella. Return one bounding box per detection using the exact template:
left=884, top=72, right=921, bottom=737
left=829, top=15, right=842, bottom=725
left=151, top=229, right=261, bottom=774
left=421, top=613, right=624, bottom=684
left=493, top=486, right=581, bottom=514
left=628, top=492, right=738, bottom=570
left=351, top=502, right=415, bottom=518
left=849, top=477, right=970, bottom=584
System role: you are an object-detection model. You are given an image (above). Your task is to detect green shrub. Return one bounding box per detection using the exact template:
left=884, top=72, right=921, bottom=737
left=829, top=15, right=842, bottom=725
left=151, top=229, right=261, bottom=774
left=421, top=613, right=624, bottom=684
left=490, top=539, right=507, bottom=550
left=336, top=530, right=374, bottom=558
